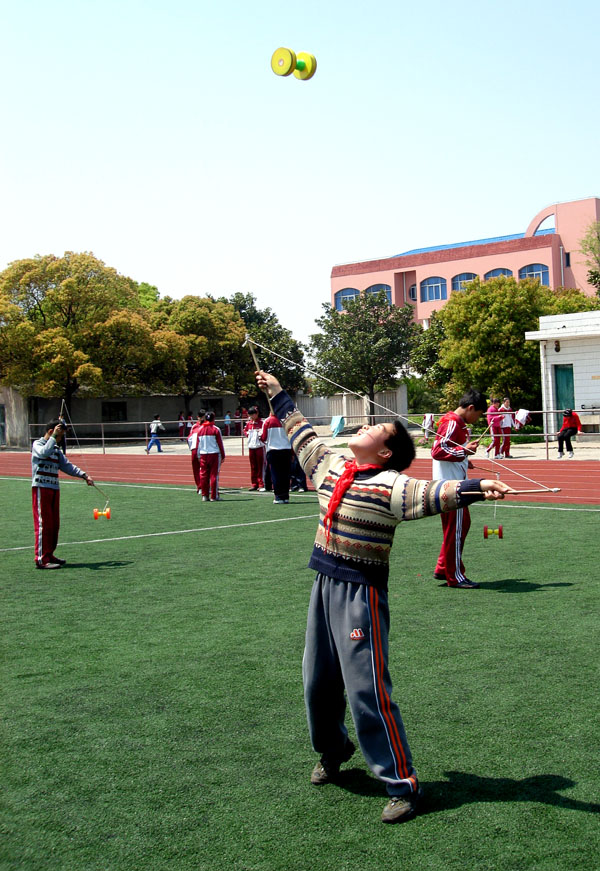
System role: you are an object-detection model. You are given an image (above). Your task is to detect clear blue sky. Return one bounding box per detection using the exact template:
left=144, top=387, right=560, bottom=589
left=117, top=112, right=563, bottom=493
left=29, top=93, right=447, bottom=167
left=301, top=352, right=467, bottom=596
left=1, top=0, right=598, bottom=344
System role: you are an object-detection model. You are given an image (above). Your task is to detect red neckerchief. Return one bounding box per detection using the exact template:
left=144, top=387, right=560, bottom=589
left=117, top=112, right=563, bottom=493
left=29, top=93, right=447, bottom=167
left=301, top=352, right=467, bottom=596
left=323, top=460, right=383, bottom=544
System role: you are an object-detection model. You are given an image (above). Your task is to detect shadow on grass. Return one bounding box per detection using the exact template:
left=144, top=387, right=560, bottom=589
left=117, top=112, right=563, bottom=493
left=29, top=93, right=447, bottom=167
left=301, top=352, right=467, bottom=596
left=64, top=560, right=133, bottom=570
left=436, top=579, right=573, bottom=593
left=335, top=768, right=600, bottom=814
left=421, top=771, right=600, bottom=815
left=477, top=579, right=573, bottom=593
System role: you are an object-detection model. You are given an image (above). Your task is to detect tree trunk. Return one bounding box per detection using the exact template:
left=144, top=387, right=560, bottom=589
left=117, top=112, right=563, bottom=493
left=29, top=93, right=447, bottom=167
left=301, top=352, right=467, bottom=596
left=368, top=386, right=376, bottom=425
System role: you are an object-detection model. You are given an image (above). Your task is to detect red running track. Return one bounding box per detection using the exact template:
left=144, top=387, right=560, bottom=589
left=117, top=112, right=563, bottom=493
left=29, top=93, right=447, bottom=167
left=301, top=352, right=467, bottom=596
left=1, top=453, right=599, bottom=505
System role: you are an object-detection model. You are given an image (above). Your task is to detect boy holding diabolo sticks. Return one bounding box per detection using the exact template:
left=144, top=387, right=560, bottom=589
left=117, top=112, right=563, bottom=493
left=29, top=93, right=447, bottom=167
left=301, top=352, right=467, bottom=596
left=255, top=369, right=514, bottom=825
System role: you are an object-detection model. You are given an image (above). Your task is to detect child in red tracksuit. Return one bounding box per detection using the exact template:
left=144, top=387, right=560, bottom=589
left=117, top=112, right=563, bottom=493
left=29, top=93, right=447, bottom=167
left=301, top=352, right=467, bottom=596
left=485, top=398, right=503, bottom=458
left=431, top=389, right=487, bottom=588
left=499, top=397, right=515, bottom=459
left=196, top=412, right=226, bottom=501
left=244, top=406, right=265, bottom=491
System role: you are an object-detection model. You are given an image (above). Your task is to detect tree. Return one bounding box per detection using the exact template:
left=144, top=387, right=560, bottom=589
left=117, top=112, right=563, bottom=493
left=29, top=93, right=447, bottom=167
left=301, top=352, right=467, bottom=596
left=223, top=293, right=306, bottom=401
left=0, top=252, right=186, bottom=407
left=152, top=295, right=247, bottom=413
left=438, top=276, right=600, bottom=408
left=309, top=293, right=420, bottom=421
left=409, top=310, right=451, bottom=391
left=580, top=221, right=600, bottom=295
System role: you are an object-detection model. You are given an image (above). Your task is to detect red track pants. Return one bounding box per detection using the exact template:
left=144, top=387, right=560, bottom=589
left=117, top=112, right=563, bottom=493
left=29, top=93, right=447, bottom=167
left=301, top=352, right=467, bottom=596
left=435, top=506, right=471, bottom=585
left=32, top=486, right=60, bottom=566
left=199, top=453, right=222, bottom=500
left=248, top=447, right=264, bottom=488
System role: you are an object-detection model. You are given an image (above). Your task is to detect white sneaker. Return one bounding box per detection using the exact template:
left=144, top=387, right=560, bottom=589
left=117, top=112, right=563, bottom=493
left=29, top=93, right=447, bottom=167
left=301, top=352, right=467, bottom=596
left=557, top=452, right=564, bottom=459
left=258, top=487, right=266, bottom=492
left=568, top=452, right=574, bottom=458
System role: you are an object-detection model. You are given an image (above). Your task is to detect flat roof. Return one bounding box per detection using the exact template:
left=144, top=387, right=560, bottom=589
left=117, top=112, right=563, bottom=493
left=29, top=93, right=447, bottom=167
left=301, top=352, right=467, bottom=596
left=395, top=228, right=555, bottom=258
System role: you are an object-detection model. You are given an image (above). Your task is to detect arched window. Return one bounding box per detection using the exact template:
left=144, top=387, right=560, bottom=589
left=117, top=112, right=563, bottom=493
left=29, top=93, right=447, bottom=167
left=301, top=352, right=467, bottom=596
left=484, top=268, right=513, bottom=280
left=408, top=284, right=417, bottom=302
left=451, top=272, right=477, bottom=292
left=365, top=283, right=392, bottom=304
left=519, top=263, right=549, bottom=286
left=334, top=287, right=360, bottom=311
left=420, top=277, right=447, bottom=303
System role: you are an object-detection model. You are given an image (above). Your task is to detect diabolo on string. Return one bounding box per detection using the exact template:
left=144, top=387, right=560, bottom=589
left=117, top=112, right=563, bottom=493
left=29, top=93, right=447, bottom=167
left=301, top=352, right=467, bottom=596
left=92, top=483, right=111, bottom=520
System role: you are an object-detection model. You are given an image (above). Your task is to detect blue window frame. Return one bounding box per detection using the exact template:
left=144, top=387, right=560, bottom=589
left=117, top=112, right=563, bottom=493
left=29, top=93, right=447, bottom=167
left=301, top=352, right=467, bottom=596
left=519, top=263, right=549, bottom=286
left=420, top=277, right=447, bottom=302
left=334, top=287, right=360, bottom=311
left=408, top=284, right=417, bottom=302
left=451, top=272, right=477, bottom=292
left=484, top=268, right=513, bottom=280
left=365, top=283, right=392, bottom=304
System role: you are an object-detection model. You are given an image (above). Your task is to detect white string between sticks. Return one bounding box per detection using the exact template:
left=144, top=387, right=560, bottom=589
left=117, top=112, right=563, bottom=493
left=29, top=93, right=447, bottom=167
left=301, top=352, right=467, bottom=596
left=59, top=399, right=110, bottom=506
left=247, top=336, right=558, bottom=493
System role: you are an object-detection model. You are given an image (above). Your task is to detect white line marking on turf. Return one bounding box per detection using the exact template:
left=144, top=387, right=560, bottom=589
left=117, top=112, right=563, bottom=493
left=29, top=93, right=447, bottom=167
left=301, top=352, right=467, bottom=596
left=0, top=476, right=319, bottom=497
left=0, top=514, right=320, bottom=552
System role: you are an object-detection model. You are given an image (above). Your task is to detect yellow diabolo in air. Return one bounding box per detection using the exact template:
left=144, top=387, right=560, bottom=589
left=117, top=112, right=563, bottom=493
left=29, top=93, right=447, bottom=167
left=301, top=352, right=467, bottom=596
left=271, top=47, right=317, bottom=80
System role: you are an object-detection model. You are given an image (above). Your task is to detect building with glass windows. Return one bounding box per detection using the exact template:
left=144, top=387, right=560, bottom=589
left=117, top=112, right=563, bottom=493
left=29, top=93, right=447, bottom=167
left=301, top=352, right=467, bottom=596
left=331, top=197, right=600, bottom=326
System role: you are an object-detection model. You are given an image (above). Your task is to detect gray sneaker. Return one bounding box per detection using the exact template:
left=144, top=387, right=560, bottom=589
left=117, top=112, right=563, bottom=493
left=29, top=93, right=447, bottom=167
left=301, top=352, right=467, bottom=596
left=310, top=740, right=356, bottom=785
left=381, top=787, right=423, bottom=824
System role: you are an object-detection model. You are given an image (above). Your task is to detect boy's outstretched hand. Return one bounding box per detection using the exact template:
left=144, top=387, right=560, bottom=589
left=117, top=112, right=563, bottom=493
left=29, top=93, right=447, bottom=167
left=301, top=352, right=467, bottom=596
left=479, top=479, right=516, bottom=500
left=256, top=370, right=282, bottom=398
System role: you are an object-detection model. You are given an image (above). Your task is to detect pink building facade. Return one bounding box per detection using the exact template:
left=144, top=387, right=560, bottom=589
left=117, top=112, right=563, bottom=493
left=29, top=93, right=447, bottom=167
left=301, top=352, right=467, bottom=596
left=331, top=197, right=600, bottom=325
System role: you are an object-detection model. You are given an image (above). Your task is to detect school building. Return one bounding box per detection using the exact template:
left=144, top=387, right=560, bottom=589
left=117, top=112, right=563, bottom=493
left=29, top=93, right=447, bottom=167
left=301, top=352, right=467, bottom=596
left=330, top=197, right=600, bottom=326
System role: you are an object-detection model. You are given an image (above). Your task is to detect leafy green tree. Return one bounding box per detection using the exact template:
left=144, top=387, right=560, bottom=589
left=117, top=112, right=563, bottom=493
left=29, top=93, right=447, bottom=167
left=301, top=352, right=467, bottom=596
left=438, top=276, right=600, bottom=408
left=136, top=281, right=160, bottom=308
left=580, top=221, right=600, bottom=295
left=409, top=310, right=451, bottom=390
left=588, top=269, right=600, bottom=294
left=223, top=292, right=306, bottom=402
left=152, top=295, right=247, bottom=413
left=0, top=252, right=180, bottom=408
left=309, top=292, right=420, bottom=421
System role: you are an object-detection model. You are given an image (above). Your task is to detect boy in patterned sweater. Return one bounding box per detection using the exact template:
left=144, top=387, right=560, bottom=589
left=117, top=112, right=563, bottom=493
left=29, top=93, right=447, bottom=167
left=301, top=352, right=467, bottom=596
left=256, top=370, right=514, bottom=825
left=31, top=419, right=95, bottom=569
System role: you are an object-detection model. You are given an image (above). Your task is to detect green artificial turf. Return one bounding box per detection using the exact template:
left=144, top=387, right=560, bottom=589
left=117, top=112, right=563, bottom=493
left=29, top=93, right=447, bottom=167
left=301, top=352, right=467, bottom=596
left=1, top=478, right=599, bottom=871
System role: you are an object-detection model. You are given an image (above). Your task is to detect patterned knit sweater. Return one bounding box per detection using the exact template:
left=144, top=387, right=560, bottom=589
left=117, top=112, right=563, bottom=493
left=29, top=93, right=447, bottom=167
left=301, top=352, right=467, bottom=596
left=31, top=436, right=87, bottom=490
left=273, top=391, right=485, bottom=588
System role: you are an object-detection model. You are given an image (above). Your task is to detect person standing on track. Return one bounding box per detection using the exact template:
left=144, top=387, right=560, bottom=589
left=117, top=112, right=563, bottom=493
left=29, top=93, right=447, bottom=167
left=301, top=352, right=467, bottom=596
left=255, top=369, right=513, bottom=825
left=244, top=406, right=266, bottom=492
left=485, top=398, right=503, bottom=459
left=188, top=411, right=206, bottom=494
left=31, top=419, right=94, bottom=569
left=261, top=408, right=292, bottom=503
left=197, top=412, right=226, bottom=501
left=431, top=389, right=487, bottom=589
left=499, top=397, right=515, bottom=459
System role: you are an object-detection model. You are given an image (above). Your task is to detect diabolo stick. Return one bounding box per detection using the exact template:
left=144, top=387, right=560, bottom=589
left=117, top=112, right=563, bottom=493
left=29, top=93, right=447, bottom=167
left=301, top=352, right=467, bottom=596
left=245, top=335, right=274, bottom=414
left=508, top=488, right=561, bottom=494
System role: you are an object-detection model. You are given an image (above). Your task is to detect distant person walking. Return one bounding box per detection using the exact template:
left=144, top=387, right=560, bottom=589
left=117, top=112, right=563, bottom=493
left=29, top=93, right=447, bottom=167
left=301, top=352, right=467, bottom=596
left=145, top=415, right=165, bottom=453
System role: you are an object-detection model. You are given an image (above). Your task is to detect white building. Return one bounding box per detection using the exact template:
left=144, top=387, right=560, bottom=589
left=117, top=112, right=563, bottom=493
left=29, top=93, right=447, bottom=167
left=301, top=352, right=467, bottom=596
left=525, top=311, right=600, bottom=440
